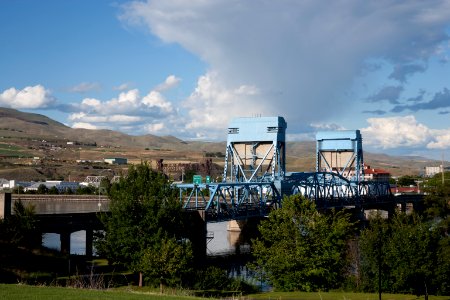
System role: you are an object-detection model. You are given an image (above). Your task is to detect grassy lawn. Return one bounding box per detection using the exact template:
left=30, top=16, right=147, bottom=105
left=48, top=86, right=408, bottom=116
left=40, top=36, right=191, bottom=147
left=245, top=291, right=450, bottom=300
left=1, top=285, right=449, bottom=300
left=0, top=284, right=205, bottom=300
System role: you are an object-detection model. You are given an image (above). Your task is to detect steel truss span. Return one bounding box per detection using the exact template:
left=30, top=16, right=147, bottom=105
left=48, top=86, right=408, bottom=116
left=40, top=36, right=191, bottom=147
left=286, top=172, right=392, bottom=208
left=176, top=116, right=394, bottom=222
left=177, top=182, right=281, bottom=221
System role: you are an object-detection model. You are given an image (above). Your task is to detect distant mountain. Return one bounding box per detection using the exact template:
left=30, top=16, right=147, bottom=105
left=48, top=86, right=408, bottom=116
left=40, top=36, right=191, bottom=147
left=0, top=107, right=442, bottom=176
left=0, top=107, right=223, bottom=152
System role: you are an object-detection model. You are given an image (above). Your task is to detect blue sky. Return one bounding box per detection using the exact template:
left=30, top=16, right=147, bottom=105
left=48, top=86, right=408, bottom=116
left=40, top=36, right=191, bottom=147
left=0, top=0, right=449, bottom=160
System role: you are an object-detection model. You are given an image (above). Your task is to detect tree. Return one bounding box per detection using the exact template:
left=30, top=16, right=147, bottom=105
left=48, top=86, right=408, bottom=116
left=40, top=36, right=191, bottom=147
left=97, top=162, right=192, bottom=288
left=140, top=237, right=193, bottom=293
left=396, top=175, right=418, bottom=187
left=48, top=186, right=59, bottom=195
left=37, top=184, right=48, bottom=194
left=251, top=195, right=355, bottom=291
left=0, top=200, right=41, bottom=248
left=359, top=213, right=446, bottom=297
left=423, top=172, right=450, bottom=223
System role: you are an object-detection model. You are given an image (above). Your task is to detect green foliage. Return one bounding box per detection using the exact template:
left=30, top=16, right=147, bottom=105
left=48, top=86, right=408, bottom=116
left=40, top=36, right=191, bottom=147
left=192, top=266, right=257, bottom=295
left=48, top=186, right=59, bottom=195
left=37, top=184, right=48, bottom=194
left=76, top=185, right=96, bottom=195
left=140, top=237, right=193, bottom=288
left=396, top=175, right=418, bottom=187
left=0, top=200, right=41, bottom=248
left=97, top=162, right=190, bottom=287
left=359, top=213, right=448, bottom=296
left=251, top=195, right=355, bottom=291
left=423, top=172, right=450, bottom=223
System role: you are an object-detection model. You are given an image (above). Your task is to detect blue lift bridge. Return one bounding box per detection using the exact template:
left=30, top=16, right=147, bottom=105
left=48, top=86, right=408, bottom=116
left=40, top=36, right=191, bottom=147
left=177, top=117, right=392, bottom=221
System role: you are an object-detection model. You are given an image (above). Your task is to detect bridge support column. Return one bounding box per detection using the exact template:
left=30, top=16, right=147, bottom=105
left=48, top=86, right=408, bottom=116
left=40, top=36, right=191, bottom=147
left=0, top=192, right=11, bottom=219
left=85, top=228, right=93, bottom=258
left=184, top=210, right=206, bottom=266
left=227, top=220, right=246, bottom=232
left=400, top=202, right=407, bottom=213
left=60, top=231, right=71, bottom=255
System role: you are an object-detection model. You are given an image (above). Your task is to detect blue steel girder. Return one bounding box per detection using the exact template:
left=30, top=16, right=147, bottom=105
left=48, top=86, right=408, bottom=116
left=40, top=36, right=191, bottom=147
left=287, top=172, right=392, bottom=208
left=177, top=182, right=282, bottom=220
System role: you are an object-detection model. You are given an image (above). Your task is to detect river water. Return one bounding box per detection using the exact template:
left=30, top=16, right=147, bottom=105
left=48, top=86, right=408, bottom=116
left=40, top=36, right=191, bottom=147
left=42, top=221, right=247, bottom=256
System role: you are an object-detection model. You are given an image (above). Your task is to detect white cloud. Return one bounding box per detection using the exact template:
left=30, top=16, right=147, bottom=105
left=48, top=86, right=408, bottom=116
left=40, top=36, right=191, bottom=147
left=120, top=0, right=450, bottom=133
left=182, top=72, right=264, bottom=138
left=0, top=85, right=55, bottom=109
left=142, top=91, right=173, bottom=112
left=427, top=130, right=450, bottom=149
left=361, top=115, right=450, bottom=150
left=310, top=122, right=346, bottom=131
left=69, top=112, right=141, bottom=124
left=154, top=75, right=181, bottom=92
left=144, top=122, right=165, bottom=133
left=72, top=122, right=98, bottom=130
left=66, top=76, right=182, bottom=134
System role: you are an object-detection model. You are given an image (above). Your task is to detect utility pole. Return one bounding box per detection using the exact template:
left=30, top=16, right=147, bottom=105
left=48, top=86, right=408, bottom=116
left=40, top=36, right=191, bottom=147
left=442, top=153, right=445, bottom=186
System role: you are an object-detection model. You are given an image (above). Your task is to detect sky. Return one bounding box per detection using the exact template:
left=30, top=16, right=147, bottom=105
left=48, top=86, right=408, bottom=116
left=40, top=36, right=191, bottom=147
left=0, top=0, right=449, bottom=160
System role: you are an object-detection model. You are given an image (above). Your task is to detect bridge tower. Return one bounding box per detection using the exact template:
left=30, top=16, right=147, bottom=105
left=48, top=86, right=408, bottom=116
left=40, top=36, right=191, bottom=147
left=316, top=130, right=364, bottom=182
left=223, top=116, right=287, bottom=183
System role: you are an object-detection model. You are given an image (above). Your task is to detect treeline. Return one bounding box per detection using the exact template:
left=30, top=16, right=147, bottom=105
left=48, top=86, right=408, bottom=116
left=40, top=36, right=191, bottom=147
left=1, top=163, right=449, bottom=297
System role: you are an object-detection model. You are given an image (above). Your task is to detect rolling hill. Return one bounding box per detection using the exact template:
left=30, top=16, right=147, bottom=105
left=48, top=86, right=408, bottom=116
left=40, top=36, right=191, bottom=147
left=0, top=107, right=443, bottom=178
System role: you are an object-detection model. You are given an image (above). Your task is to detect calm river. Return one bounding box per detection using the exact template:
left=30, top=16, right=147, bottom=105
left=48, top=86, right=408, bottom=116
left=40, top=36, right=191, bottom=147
left=42, top=221, right=248, bottom=256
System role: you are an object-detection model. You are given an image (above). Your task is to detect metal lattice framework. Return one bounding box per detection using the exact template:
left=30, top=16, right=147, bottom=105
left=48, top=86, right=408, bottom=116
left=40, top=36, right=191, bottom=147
left=176, top=116, right=393, bottom=221
left=178, top=181, right=281, bottom=220
left=316, top=130, right=364, bottom=182
left=223, top=117, right=286, bottom=183
left=286, top=172, right=391, bottom=208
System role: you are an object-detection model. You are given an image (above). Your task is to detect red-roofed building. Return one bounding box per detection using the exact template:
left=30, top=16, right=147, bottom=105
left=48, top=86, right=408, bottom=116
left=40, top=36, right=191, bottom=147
left=363, top=165, right=390, bottom=182
left=390, top=186, right=420, bottom=194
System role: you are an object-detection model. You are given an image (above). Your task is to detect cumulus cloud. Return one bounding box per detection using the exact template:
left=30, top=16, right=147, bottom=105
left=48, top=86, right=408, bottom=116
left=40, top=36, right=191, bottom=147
left=154, top=75, right=181, bottom=92
left=182, top=72, right=264, bottom=139
left=68, top=82, right=101, bottom=93
left=120, top=0, right=450, bottom=131
left=0, top=85, right=55, bottom=109
left=361, top=115, right=450, bottom=150
left=68, top=76, right=180, bottom=135
left=72, top=122, right=98, bottom=130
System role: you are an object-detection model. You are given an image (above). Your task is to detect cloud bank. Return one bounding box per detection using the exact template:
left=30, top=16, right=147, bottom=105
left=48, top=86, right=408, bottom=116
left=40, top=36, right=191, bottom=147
left=120, top=0, right=450, bottom=134
left=362, top=115, right=450, bottom=150
left=0, top=85, right=55, bottom=109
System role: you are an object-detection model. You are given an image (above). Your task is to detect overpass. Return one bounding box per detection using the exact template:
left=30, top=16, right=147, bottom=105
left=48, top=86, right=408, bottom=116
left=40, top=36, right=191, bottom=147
left=0, top=193, right=109, bottom=257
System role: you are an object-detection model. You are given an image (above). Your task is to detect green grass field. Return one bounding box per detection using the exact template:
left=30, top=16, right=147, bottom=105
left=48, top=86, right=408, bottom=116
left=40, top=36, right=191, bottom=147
left=245, top=291, right=450, bottom=300
left=0, top=143, right=30, bottom=157
left=0, top=284, right=204, bottom=300
left=1, top=284, right=449, bottom=300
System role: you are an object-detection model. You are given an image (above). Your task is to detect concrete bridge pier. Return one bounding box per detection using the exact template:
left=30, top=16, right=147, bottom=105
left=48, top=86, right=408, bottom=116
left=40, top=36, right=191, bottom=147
left=60, top=231, right=71, bottom=255
left=85, top=228, right=94, bottom=258
left=184, top=210, right=207, bottom=265
left=0, top=193, right=12, bottom=219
